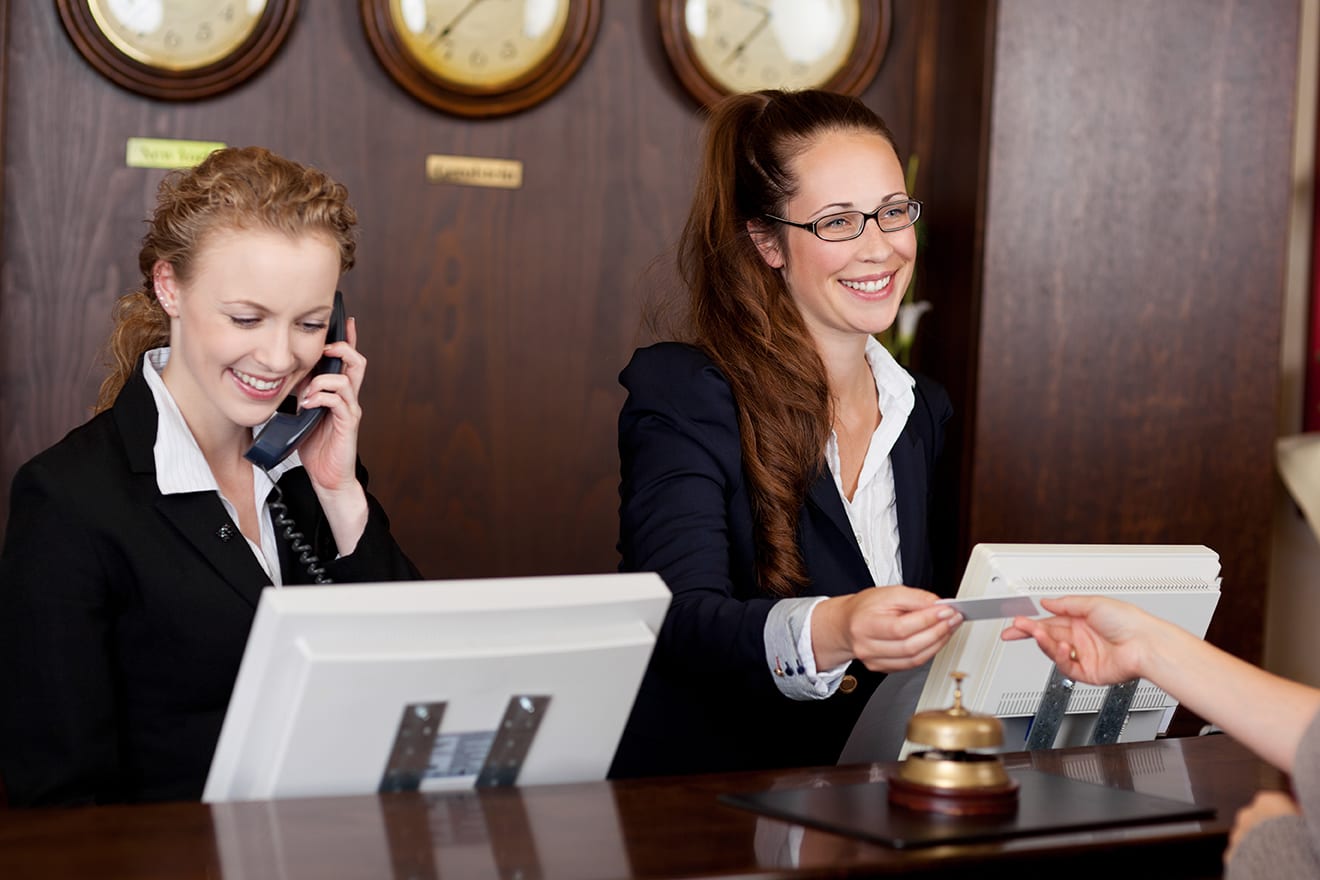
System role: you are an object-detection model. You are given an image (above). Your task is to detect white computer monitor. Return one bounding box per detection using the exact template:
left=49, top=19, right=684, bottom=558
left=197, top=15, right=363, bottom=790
left=203, top=573, right=670, bottom=803
left=903, top=544, right=1221, bottom=756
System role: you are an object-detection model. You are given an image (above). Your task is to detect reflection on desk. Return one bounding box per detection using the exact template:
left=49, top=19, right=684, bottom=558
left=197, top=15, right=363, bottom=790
left=0, top=735, right=1287, bottom=880
left=211, top=784, right=629, bottom=879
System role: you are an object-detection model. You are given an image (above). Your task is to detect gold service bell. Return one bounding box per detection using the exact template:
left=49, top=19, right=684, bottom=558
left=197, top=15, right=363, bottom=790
left=888, top=671, right=1019, bottom=816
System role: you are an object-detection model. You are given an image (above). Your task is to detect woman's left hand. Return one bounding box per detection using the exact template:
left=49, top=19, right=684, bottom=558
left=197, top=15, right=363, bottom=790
left=297, top=316, right=365, bottom=492
left=1224, top=789, right=1300, bottom=865
left=295, top=315, right=370, bottom=554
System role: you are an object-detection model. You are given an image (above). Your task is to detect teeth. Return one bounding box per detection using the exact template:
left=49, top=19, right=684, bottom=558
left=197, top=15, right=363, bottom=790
left=841, top=276, right=892, bottom=294
left=233, top=369, right=281, bottom=392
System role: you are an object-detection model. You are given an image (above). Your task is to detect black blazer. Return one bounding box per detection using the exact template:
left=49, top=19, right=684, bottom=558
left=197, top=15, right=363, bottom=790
left=0, top=368, right=420, bottom=806
left=609, top=343, right=952, bottom=778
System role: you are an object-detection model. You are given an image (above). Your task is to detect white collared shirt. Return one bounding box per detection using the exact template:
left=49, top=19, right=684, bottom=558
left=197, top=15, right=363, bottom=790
left=822, top=334, right=914, bottom=588
left=766, top=336, right=917, bottom=698
left=142, top=348, right=302, bottom=586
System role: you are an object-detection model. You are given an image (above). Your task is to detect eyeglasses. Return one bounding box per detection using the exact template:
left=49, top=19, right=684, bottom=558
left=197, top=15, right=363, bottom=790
left=763, top=199, right=922, bottom=242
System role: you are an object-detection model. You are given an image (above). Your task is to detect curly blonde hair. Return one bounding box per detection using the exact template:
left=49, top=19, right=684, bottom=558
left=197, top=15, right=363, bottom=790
left=96, top=146, right=357, bottom=412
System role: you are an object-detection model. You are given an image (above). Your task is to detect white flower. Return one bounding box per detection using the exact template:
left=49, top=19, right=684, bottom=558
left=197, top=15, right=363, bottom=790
left=896, top=301, right=932, bottom=348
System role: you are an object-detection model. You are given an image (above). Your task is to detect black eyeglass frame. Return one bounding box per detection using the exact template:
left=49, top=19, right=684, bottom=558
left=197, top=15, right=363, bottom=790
left=763, top=199, right=923, bottom=242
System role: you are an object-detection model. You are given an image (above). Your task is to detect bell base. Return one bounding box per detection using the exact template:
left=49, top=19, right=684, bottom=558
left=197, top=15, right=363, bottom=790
left=887, top=773, right=1020, bottom=817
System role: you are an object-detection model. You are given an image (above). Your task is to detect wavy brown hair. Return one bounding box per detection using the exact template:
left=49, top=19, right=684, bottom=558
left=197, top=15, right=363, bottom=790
left=678, top=90, right=899, bottom=596
left=95, top=146, right=358, bottom=412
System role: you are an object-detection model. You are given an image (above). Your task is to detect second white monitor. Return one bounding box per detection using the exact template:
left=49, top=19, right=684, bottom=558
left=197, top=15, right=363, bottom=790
left=204, top=572, right=670, bottom=803
left=906, top=543, right=1221, bottom=754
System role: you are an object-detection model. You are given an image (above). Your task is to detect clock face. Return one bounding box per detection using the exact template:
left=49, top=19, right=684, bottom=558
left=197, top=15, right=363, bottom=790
left=659, top=0, right=888, bottom=108
left=387, top=0, right=572, bottom=91
left=57, top=0, right=297, bottom=99
left=684, top=0, right=861, bottom=94
left=360, top=0, right=598, bottom=116
left=87, top=0, right=270, bottom=72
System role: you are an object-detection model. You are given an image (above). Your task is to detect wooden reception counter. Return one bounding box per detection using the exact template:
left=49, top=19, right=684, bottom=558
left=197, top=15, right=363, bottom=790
left=0, top=734, right=1282, bottom=879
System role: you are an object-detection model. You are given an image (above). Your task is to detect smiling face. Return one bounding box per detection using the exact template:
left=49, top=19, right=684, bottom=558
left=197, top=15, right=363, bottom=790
left=751, top=128, right=915, bottom=350
left=156, top=227, right=341, bottom=447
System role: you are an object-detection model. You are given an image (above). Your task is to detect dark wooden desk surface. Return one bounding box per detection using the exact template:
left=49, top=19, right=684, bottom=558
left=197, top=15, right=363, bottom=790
left=0, top=735, right=1283, bottom=879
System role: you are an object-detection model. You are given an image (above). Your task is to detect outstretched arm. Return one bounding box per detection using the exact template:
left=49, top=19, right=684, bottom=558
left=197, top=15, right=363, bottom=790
left=1003, top=595, right=1320, bottom=772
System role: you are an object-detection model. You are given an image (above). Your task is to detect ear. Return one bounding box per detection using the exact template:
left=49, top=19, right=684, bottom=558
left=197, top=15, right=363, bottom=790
left=746, top=219, right=785, bottom=269
left=152, top=260, right=181, bottom=318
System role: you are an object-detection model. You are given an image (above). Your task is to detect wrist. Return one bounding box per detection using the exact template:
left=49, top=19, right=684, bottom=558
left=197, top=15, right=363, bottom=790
left=315, top=481, right=369, bottom=556
left=314, top=478, right=366, bottom=508
left=1136, top=616, right=1197, bottom=684
left=810, top=594, right=856, bottom=670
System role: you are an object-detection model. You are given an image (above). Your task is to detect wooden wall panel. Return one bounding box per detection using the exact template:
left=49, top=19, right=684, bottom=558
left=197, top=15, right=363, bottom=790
left=4, top=0, right=1293, bottom=679
left=0, top=3, right=926, bottom=580
left=905, top=0, right=997, bottom=592
left=970, top=0, right=1299, bottom=664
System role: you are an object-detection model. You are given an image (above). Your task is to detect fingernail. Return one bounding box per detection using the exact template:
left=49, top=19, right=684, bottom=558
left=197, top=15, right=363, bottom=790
left=937, top=608, right=954, bottom=620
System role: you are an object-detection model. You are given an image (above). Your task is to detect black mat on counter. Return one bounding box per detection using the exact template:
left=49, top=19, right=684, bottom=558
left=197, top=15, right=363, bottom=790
left=721, top=769, right=1214, bottom=849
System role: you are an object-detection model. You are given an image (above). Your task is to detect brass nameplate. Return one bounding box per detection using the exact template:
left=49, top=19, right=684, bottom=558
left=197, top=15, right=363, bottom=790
left=426, top=154, right=523, bottom=190
left=126, top=138, right=226, bottom=169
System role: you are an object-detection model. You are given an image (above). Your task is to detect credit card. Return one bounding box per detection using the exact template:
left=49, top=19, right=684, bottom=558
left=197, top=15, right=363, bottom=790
left=936, top=595, right=1040, bottom=621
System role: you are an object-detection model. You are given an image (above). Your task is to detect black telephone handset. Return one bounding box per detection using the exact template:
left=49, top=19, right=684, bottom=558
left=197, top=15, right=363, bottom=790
left=244, top=290, right=346, bottom=470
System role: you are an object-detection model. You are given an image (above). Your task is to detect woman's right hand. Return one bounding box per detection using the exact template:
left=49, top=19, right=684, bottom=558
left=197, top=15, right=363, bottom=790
left=1000, top=595, right=1165, bottom=686
left=812, top=586, right=962, bottom=672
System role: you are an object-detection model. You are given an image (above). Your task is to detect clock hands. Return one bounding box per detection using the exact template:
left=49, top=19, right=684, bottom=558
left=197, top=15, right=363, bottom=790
left=725, top=1, right=772, bottom=66
left=430, top=0, right=489, bottom=46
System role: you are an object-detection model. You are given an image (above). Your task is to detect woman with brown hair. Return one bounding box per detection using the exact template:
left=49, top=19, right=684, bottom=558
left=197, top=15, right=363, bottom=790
left=0, top=147, right=418, bottom=806
left=610, top=90, right=960, bottom=778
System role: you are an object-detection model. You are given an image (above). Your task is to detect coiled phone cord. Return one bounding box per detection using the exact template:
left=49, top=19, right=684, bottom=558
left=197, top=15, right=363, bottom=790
left=267, top=482, right=332, bottom=584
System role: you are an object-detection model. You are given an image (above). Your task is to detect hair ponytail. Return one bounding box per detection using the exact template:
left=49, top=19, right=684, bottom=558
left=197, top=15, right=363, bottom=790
left=96, top=292, right=170, bottom=411
left=677, top=90, right=899, bottom=596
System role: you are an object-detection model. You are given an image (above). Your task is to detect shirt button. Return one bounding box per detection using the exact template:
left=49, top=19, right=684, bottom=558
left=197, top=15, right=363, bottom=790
left=839, top=675, right=858, bottom=694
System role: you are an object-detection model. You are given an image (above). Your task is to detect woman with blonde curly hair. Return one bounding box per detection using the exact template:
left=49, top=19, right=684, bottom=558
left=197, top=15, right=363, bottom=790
left=0, top=147, right=418, bottom=806
left=611, top=90, right=959, bottom=778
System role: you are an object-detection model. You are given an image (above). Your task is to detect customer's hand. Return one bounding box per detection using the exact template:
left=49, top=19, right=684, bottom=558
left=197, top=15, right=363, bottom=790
left=1000, top=595, right=1166, bottom=686
left=1224, top=789, right=1300, bottom=865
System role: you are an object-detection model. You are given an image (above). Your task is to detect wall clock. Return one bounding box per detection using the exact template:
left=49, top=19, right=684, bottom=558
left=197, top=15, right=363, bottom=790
left=56, top=0, right=299, bottom=101
left=360, top=0, right=600, bottom=118
left=658, top=0, right=890, bottom=108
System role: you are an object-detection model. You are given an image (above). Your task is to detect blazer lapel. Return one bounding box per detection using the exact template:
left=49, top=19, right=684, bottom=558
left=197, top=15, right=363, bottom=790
left=806, top=411, right=932, bottom=588
left=805, top=468, right=872, bottom=580
left=806, top=467, right=853, bottom=542
left=890, top=428, right=928, bottom=586
left=114, top=365, right=272, bottom=608
left=156, top=494, right=272, bottom=608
